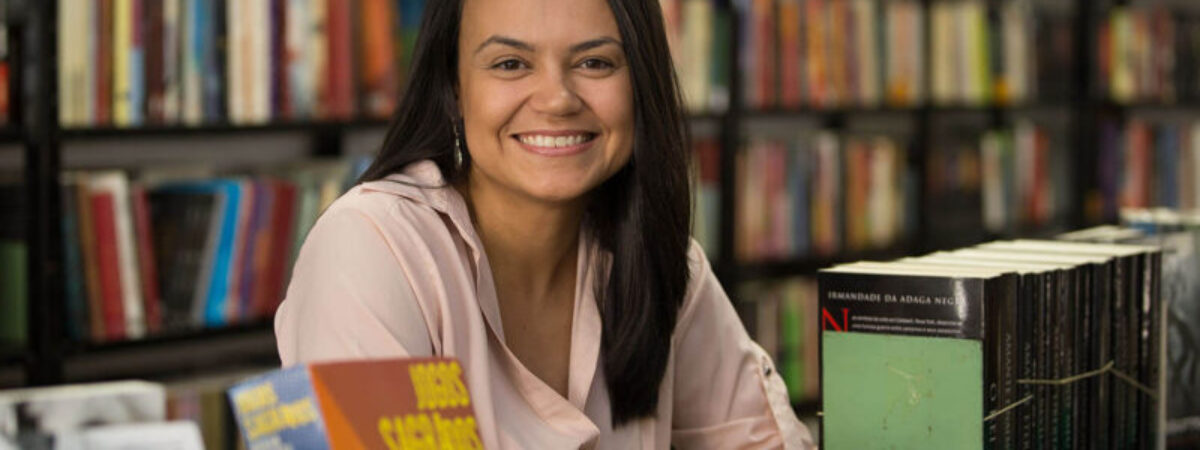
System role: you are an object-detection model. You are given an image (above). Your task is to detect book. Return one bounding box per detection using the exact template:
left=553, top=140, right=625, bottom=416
left=228, top=357, right=482, bottom=449
left=819, top=262, right=1017, bottom=449
left=0, top=380, right=166, bottom=449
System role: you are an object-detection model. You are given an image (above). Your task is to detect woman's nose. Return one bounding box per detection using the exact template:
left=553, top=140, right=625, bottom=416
left=529, top=69, right=584, bottom=117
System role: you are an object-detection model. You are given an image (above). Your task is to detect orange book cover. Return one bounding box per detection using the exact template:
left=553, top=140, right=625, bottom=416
left=229, top=358, right=482, bottom=449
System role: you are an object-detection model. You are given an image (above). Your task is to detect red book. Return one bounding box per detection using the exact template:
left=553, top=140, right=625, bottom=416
left=326, top=0, right=356, bottom=119
left=90, top=192, right=126, bottom=341
left=258, top=181, right=296, bottom=317
left=131, top=185, right=163, bottom=335
left=96, top=0, right=114, bottom=125
left=229, top=358, right=481, bottom=449
left=74, top=180, right=107, bottom=341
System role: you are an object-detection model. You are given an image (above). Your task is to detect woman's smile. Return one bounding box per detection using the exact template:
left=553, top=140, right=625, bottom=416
left=512, top=130, right=600, bottom=156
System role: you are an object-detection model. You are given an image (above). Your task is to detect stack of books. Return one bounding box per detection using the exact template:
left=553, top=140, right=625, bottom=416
left=820, top=239, right=1164, bottom=449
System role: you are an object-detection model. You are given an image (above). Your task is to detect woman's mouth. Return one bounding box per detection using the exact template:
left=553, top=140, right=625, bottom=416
left=513, top=132, right=599, bottom=156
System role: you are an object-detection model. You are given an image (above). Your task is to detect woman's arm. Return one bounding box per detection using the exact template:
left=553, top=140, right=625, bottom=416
left=670, top=242, right=815, bottom=449
left=275, top=200, right=434, bottom=366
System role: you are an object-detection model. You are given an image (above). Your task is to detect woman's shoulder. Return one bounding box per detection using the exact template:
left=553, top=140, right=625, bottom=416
left=311, top=160, right=463, bottom=257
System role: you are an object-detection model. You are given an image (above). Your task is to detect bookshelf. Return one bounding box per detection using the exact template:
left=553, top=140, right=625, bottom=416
left=2, top=0, right=1199, bottom=429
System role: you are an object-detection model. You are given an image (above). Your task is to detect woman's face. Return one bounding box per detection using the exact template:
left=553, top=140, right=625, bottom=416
left=457, top=0, right=634, bottom=206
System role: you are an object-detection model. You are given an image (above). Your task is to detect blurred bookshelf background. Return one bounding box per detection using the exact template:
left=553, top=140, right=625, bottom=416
left=1, top=0, right=1200, bottom=447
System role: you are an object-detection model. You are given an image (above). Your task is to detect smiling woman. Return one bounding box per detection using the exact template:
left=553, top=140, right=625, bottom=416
left=273, top=0, right=814, bottom=448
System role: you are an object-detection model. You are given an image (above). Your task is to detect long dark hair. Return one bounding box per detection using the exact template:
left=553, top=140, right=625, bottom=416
left=358, top=0, right=691, bottom=426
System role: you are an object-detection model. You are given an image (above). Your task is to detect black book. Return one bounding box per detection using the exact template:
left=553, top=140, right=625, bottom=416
left=147, top=189, right=217, bottom=332
left=902, top=254, right=1077, bottom=450
left=821, top=262, right=1018, bottom=450
left=982, top=240, right=1162, bottom=450
left=955, top=246, right=1121, bottom=450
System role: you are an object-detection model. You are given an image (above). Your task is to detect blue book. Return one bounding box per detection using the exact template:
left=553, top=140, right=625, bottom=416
left=1157, top=125, right=1180, bottom=208
left=61, top=181, right=89, bottom=341
left=791, top=140, right=811, bottom=256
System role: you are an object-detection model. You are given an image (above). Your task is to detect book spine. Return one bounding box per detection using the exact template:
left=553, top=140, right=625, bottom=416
left=97, top=0, right=115, bottom=125
left=90, top=192, right=126, bottom=341
left=60, top=179, right=89, bottom=341
left=131, top=185, right=163, bottom=335
left=145, top=0, right=165, bottom=123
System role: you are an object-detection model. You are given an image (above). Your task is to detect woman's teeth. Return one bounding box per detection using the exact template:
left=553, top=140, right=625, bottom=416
left=518, top=134, right=594, bottom=148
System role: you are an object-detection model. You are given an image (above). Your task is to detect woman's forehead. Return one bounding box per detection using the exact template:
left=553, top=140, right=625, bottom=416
left=460, top=0, right=621, bottom=47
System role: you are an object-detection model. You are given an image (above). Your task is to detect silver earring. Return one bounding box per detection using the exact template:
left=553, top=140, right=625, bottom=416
left=452, top=121, right=464, bottom=169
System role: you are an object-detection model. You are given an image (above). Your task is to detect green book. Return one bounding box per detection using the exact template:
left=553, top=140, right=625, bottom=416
left=0, top=241, right=26, bottom=346
left=820, top=262, right=1018, bottom=450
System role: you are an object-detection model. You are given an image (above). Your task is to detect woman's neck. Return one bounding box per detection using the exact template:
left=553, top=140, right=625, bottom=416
left=458, top=172, right=584, bottom=307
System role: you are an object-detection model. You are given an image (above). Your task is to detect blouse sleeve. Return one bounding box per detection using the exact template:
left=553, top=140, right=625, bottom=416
left=274, top=200, right=434, bottom=366
left=670, top=242, right=816, bottom=449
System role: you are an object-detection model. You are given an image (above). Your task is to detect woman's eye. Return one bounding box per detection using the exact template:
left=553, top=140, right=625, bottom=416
left=492, top=59, right=527, bottom=71
left=579, top=58, right=614, bottom=70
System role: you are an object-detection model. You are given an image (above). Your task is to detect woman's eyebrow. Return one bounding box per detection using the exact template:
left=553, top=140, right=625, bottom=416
left=569, top=37, right=622, bottom=53
left=474, top=35, right=535, bottom=55
left=473, top=35, right=623, bottom=55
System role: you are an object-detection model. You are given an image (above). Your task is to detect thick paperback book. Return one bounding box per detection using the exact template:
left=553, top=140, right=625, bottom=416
left=228, top=357, right=481, bottom=450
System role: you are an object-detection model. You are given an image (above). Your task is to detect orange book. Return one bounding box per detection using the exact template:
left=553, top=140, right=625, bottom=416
left=229, top=358, right=481, bottom=449
left=359, top=0, right=398, bottom=118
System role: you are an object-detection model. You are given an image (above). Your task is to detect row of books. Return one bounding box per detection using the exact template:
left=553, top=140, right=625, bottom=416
left=1098, top=8, right=1200, bottom=105
left=1095, top=119, right=1200, bottom=221
left=58, top=158, right=367, bottom=344
left=929, top=0, right=1037, bottom=107
left=737, top=0, right=1076, bottom=110
left=737, top=277, right=820, bottom=404
left=741, top=0, right=926, bottom=109
left=979, top=122, right=1067, bottom=234
left=1113, top=209, right=1200, bottom=446
left=661, top=0, right=733, bottom=113
left=57, top=0, right=426, bottom=128
left=924, top=122, right=1069, bottom=248
left=734, top=131, right=914, bottom=262
left=820, top=239, right=1165, bottom=449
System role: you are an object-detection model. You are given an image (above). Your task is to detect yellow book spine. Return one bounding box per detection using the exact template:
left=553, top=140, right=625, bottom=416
left=113, top=0, right=132, bottom=127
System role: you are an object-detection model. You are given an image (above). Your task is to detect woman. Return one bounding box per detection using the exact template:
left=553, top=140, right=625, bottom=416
left=275, top=0, right=814, bottom=447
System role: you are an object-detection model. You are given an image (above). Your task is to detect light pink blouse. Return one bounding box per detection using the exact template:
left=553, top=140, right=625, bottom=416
left=275, top=160, right=815, bottom=449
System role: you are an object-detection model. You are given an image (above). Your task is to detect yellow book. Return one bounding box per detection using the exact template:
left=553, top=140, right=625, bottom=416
left=113, top=0, right=132, bottom=127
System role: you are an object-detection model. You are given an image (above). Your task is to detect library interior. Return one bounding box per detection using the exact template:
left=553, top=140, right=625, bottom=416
left=1, top=0, right=1200, bottom=448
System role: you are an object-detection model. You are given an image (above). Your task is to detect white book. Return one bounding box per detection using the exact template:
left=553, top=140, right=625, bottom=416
left=59, top=421, right=204, bottom=450
left=252, top=0, right=271, bottom=123
left=0, top=380, right=165, bottom=447
left=88, top=172, right=146, bottom=339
